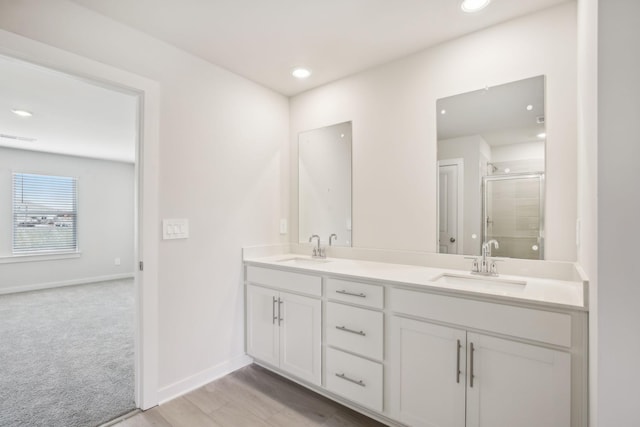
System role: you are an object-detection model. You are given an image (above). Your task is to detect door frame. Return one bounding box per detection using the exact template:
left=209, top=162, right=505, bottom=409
left=0, top=29, right=160, bottom=409
left=437, top=158, right=464, bottom=254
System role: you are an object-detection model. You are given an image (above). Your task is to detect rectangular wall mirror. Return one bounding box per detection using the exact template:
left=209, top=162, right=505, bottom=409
left=436, top=76, right=545, bottom=260
left=299, top=121, right=352, bottom=247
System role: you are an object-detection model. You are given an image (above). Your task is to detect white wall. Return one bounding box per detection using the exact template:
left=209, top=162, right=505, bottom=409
left=594, top=0, right=640, bottom=425
left=290, top=3, right=578, bottom=261
left=491, top=141, right=545, bottom=163
left=0, top=147, right=134, bottom=292
left=576, top=0, right=598, bottom=424
left=0, top=0, right=289, bottom=398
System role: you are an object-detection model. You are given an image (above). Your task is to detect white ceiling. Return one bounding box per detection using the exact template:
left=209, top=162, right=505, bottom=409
left=0, top=1, right=568, bottom=162
left=70, top=0, right=570, bottom=96
left=0, top=55, right=137, bottom=163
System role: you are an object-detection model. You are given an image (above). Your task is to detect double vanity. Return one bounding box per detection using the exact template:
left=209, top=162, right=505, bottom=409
left=248, top=73, right=587, bottom=426
left=243, top=249, right=588, bottom=427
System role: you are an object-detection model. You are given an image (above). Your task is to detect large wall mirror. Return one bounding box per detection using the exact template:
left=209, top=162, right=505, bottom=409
left=436, top=76, right=545, bottom=260
left=299, top=121, right=352, bottom=247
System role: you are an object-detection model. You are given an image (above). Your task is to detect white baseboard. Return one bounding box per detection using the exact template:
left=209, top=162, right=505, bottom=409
left=157, top=354, right=253, bottom=404
left=0, top=273, right=135, bottom=295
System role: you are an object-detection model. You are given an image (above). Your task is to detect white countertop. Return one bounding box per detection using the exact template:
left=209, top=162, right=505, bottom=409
left=244, top=254, right=587, bottom=311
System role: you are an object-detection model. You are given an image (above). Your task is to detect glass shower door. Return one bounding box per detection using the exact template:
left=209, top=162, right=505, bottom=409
left=483, top=173, right=544, bottom=260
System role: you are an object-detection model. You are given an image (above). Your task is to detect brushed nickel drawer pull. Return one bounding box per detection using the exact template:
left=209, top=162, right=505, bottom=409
left=335, top=325, right=366, bottom=336
left=272, top=296, right=278, bottom=324
left=456, top=339, right=462, bottom=384
left=335, top=373, right=366, bottom=387
left=336, top=289, right=366, bottom=298
left=469, top=342, right=475, bottom=388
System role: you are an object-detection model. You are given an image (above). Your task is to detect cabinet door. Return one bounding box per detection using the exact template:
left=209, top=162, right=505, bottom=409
left=279, top=292, right=322, bottom=385
left=466, top=333, right=571, bottom=427
left=389, top=316, right=466, bottom=427
left=246, top=284, right=279, bottom=367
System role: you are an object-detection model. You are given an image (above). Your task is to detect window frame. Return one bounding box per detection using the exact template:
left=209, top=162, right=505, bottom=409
left=11, top=171, right=79, bottom=255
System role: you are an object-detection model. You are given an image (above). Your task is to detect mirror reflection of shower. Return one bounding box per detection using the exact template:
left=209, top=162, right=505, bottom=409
left=483, top=173, right=544, bottom=260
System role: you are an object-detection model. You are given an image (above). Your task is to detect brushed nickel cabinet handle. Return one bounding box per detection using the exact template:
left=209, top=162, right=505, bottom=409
left=469, top=342, right=475, bottom=388
left=278, top=298, right=283, bottom=325
left=272, top=296, right=278, bottom=324
left=335, top=325, right=366, bottom=336
left=335, top=373, right=365, bottom=387
left=456, top=339, right=461, bottom=384
left=335, top=289, right=366, bottom=298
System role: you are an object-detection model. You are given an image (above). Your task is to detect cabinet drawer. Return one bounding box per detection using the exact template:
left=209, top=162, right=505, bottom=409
left=326, top=302, right=383, bottom=360
left=326, top=347, right=383, bottom=412
left=246, top=266, right=321, bottom=297
left=389, top=288, right=572, bottom=347
left=326, top=278, right=383, bottom=309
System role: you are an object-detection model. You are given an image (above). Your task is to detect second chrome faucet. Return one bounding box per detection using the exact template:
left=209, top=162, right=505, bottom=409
left=309, top=233, right=338, bottom=258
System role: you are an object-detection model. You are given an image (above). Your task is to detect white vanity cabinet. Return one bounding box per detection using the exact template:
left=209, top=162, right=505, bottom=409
left=389, top=317, right=467, bottom=427
left=389, top=288, right=575, bottom=427
left=244, top=258, right=587, bottom=427
left=465, top=332, right=570, bottom=427
left=245, top=267, right=322, bottom=385
left=325, top=279, right=385, bottom=411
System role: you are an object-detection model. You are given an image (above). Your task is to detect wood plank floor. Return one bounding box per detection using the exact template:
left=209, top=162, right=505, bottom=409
left=115, top=364, right=388, bottom=427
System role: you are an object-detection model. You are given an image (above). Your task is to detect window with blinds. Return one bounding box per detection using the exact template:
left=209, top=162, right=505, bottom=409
left=12, top=172, right=78, bottom=254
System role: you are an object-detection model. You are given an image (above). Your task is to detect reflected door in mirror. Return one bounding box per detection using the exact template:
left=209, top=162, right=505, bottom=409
left=438, top=159, right=463, bottom=254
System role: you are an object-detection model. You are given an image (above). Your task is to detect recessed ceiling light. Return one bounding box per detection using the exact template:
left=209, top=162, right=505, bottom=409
left=537, top=132, right=547, bottom=138
left=526, top=104, right=533, bottom=111
left=11, top=109, right=33, bottom=117
left=440, top=109, right=447, bottom=115
left=461, top=0, right=490, bottom=13
left=292, top=67, right=311, bottom=79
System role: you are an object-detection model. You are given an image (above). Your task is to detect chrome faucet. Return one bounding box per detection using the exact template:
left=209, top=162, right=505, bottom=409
left=329, top=234, right=337, bottom=246
left=483, top=239, right=499, bottom=260
left=309, top=234, right=325, bottom=258
left=467, top=239, right=501, bottom=276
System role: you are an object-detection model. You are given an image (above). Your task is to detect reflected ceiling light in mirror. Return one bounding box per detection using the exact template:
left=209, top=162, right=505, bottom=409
left=440, top=109, right=447, bottom=115
left=537, top=132, right=546, bottom=138
left=461, top=0, right=490, bottom=13
left=526, top=104, right=533, bottom=111
left=292, top=67, right=311, bottom=79
left=11, top=109, right=33, bottom=117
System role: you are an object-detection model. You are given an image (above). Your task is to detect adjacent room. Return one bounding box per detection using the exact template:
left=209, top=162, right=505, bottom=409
left=0, top=55, right=138, bottom=426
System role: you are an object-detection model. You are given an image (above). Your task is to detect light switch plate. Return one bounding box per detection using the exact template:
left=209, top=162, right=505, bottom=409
left=280, top=218, right=288, bottom=235
left=163, top=218, right=189, bottom=240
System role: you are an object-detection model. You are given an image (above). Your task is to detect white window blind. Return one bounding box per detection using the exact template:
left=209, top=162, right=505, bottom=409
left=12, top=172, right=78, bottom=254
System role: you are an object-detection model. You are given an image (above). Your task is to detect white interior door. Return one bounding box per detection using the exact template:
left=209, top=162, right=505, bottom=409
left=466, top=332, right=571, bottom=427
left=438, top=161, right=463, bottom=254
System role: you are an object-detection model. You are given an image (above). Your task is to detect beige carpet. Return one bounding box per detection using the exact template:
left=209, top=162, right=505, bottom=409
left=0, top=279, right=135, bottom=427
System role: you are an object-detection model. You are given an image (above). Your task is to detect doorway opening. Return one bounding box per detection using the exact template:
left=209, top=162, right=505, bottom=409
left=0, top=53, right=142, bottom=426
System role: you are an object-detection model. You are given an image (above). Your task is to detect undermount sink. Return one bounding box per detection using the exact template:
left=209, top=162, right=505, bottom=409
left=430, top=273, right=527, bottom=289
left=276, top=256, right=333, bottom=265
